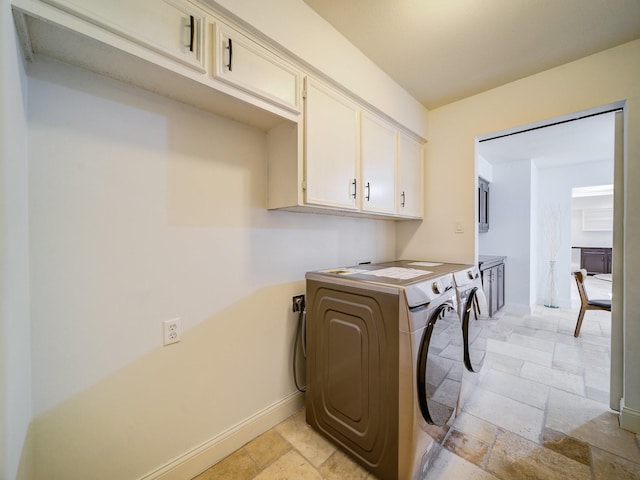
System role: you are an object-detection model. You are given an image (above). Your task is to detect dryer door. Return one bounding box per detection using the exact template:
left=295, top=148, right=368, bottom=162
left=416, top=302, right=463, bottom=426
left=463, top=287, right=486, bottom=373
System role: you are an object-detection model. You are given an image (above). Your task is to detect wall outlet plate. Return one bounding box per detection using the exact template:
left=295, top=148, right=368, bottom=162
left=163, top=318, right=182, bottom=346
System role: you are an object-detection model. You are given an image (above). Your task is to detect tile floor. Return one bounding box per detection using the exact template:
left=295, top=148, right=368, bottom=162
left=194, top=276, right=640, bottom=480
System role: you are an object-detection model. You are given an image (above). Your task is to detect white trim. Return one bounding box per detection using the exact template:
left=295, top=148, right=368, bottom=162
left=476, top=101, right=625, bottom=143
left=620, top=402, right=640, bottom=434
left=137, top=391, right=305, bottom=480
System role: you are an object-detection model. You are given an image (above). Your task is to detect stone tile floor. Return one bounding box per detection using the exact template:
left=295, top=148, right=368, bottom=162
left=194, top=276, right=640, bottom=479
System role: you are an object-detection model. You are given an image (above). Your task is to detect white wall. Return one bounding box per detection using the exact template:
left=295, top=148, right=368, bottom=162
left=529, top=165, right=539, bottom=312
left=478, top=159, right=535, bottom=313
left=477, top=155, right=493, bottom=183
left=536, top=159, right=613, bottom=307
left=478, top=158, right=614, bottom=310
left=477, top=149, right=613, bottom=310
left=571, top=194, right=614, bottom=248
left=1, top=0, right=33, bottom=478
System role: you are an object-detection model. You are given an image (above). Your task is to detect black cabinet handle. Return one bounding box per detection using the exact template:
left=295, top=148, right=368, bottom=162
left=227, top=38, right=233, bottom=71
left=189, top=15, right=194, bottom=52
left=365, top=182, right=371, bottom=201
left=401, top=191, right=406, bottom=207
left=351, top=179, right=357, bottom=199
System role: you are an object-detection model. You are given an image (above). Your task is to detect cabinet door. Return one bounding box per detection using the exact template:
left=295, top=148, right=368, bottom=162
left=490, top=268, right=498, bottom=315
left=482, top=269, right=494, bottom=316
left=605, top=249, right=613, bottom=274
left=360, top=112, right=396, bottom=215
left=213, top=22, right=300, bottom=112
left=44, top=0, right=205, bottom=71
left=397, top=132, right=423, bottom=218
left=581, top=248, right=607, bottom=274
left=304, top=79, right=359, bottom=210
left=496, top=263, right=505, bottom=310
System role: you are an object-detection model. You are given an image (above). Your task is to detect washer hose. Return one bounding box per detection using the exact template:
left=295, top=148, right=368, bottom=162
left=293, top=297, right=306, bottom=393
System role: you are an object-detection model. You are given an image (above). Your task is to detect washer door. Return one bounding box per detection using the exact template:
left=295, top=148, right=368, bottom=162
left=463, top=287, right=485, bottom=373
left=416, top=302, right=463, bottom=426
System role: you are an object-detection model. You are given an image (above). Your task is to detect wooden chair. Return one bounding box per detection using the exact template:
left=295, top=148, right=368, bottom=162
left=573, top=269, right=611, bottom=337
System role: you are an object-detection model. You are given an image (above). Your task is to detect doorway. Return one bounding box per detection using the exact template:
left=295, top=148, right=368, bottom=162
left=476, top=105, right=623, bottom=411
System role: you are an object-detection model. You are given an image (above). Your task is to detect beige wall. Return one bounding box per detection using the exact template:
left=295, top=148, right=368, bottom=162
left=23, top=57, right=397, bottom=479
left=7, top=1, right=426, bottom=478
left=6, top=1, right=640, bottom=478
left=398, top=38, right=640, bottom=432
left=209, top=0, right=429, bottom=139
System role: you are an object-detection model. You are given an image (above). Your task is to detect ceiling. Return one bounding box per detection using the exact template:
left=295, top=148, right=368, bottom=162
left=478, top=111, right=616, bottom=168
left=302, top=0, right=640, bottom=110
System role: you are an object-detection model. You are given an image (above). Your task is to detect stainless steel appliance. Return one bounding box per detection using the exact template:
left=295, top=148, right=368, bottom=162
left=305, top=262, right=464, bottom=480
left=452, top=265, right=488, bottom=373
left=384, top=260, right=489, bottom=373
left=376, top=260, right=489, bottom=373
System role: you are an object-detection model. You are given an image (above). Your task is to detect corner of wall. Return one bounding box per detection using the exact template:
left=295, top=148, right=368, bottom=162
left=1, top=0, right=33, bottom=477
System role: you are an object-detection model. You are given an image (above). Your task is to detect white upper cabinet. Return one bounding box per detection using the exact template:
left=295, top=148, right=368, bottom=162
left=360, top=112, right=396, bottom=215
left=41, top=0, right=206, bottom=71
left=304, top=78, right=360, bottom=211
left=13, top=0, right=296, bottom=129
left=213, top=22, right=301, bottom=112
left=397, top=131, right=424, bottom=218
left=13, top=1, right=425, bottom=219
left=269, top=76, right=424, bottom=220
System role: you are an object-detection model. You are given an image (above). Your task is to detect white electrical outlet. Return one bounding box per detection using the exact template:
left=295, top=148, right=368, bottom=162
left=163, top=318, right=182, bottom=346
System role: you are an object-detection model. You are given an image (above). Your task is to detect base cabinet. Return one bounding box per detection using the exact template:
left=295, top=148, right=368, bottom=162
left=579, top=247, right=612, bottom=275
left=479, top=256, right=505, bottom=317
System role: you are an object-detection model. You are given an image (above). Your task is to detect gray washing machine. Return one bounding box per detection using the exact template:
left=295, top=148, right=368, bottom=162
left=384, top=260, right=489, bottom=373
left=305, top=262, right=465, bottom=480
left=451, top=265, right=488, bottom=373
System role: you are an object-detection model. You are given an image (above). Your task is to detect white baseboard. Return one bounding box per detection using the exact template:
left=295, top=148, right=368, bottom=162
left=138, top=391, right=305, bottom=480
left=502, top=303, right=533, bottom=316
left=620, top=402, right=640, bottom=434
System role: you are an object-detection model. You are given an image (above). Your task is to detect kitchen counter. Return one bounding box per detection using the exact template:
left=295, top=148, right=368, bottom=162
left=478, top=255, right=507, bottom=271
